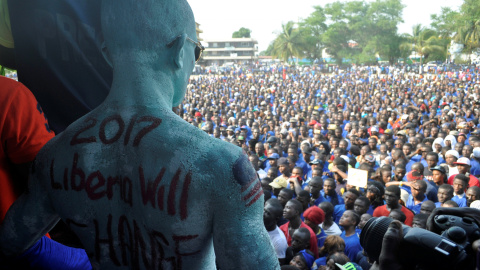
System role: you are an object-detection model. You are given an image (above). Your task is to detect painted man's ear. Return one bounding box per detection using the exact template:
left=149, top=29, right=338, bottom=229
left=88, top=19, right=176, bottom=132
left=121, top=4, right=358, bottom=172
left=101, top=41, right=113, bottom=68
left=170, top=34, right=186, bottom=69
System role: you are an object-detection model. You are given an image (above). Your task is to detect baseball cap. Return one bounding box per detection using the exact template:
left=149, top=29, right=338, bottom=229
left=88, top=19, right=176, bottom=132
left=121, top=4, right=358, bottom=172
left=308, top=120, right=318, bottom=126
left=267, top=136, right=278, bottom=143
left=227, top=126, right=235, bottom=131
left=371, top=126, right=379, bottom=132
left=267, top=153, right=280, bottom=160
left=269, top=177, right=288, bottom=189
left=237, top=135, right=245, bottom=141
left=406, top=171, right=423, bottom=182
left=364, top=153, right=375, bottom=163
left=454, top=157, right=471, bottom=166
left=430, top=165, right=446, bottom=174
left=309, top=159, right=321, bottom=165
left=277, top=157, right=289, bottom=166
left=195, top=112, right=202, bottom=117
left=449, top=130, right=460, bottom=136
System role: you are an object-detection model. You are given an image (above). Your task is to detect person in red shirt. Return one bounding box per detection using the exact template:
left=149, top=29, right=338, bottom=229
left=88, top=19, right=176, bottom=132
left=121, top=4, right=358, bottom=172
left=280, top=199, right=319, bottom=258
left=373, top=185, right=414, bottom=226
left=0, top=76, right=55, bottom=221
left=447, top=157, right=480, bottom=188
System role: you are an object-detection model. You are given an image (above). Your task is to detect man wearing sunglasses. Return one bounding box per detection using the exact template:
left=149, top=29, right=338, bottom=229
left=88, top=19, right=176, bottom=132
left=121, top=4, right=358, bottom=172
left=0, top=0, right=278, bottom=269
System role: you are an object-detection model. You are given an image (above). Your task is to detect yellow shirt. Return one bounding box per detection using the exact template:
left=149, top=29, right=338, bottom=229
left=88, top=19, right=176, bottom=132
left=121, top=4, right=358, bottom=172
left=0, top=0, right=14, bottom=48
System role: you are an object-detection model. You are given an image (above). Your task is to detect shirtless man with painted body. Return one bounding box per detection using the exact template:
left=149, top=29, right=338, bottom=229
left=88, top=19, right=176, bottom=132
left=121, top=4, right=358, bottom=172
left=0, top=1, right=279, bottom=269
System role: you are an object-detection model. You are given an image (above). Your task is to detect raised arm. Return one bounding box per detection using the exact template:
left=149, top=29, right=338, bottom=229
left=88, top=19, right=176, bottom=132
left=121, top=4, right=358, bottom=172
left=213, top=153, right=280, bottom=270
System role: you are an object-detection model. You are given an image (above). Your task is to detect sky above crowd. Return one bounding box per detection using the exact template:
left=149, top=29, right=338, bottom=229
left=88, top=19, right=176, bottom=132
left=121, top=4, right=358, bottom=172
left=188, top=0, right=464, bottom=52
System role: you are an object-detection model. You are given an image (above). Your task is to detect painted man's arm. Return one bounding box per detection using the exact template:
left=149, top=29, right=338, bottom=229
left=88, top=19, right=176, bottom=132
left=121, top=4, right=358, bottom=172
left=213, top=154, right=280, bottom=270
left=0, top=164, right=59, bottom=257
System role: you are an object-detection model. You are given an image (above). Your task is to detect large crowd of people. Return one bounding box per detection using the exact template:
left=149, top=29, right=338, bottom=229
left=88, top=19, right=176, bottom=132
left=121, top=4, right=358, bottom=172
left=179, top=62, right=480, bottom=269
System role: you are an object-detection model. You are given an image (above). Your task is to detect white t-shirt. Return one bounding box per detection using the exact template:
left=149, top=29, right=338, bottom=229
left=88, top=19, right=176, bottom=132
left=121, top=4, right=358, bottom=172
left=320, top=222, right=342, bottom=236
left=268, top=226, right=288, bottom=259
left=448, top=165, right=459, bottom=178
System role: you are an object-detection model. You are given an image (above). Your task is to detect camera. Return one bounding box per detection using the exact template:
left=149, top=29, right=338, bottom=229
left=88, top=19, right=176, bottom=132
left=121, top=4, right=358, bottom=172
left=360, top=216, right=479, bottom=269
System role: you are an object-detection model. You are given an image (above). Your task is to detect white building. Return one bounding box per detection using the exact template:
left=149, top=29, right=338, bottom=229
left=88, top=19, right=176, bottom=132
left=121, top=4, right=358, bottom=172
left=201, top=38, right=258, bottom=66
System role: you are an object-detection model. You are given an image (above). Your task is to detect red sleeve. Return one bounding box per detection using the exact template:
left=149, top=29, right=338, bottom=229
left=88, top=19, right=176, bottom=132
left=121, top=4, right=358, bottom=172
left=2, top=81, right=55, bottom=164
left=401, top=206, right=414, bottom=226
left=279, top=223, right=290, bottom=245
left=448, top=175, right=455, bottom=185
left=373, top=206, right=386, bottom=217
left=469, top=176, right=480, bottom=188
left=308, top=229, right=318, bottom=258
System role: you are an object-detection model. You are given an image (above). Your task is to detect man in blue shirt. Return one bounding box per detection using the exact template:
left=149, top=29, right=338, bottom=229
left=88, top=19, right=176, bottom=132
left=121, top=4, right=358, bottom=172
left=406, top=180, right=428, bottom=214
left=338, top=210, right=363, bottom=262
left=320, top=178, right=345, bottom=207
left=452, top=174, right=469, bottom=207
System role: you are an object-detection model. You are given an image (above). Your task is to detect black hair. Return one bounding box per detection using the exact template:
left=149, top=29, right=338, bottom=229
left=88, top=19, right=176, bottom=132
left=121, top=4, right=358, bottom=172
left=443, top=200, right=459, bottom=208
left=389, top=209, right=406, bottom=223
left=438, top=184, right=454, bottom=197
left=318, top=201, right=334, bottom=217
left=368, top=181, right=385, bottom=208
left=386, top=185, right=401, bottom=198
left=280, top=188, right=295, bottom=199
left=453, top=174, right=469, bottom=186
left=287, top=199, right=304, bottom=215
left=346, top=188, right=361, bottom=198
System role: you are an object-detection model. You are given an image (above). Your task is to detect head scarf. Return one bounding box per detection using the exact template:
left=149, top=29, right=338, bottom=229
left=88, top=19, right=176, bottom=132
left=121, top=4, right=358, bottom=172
left=444, top=135, right=457, bottom=150
left=298, top=250, right=315, bottom=269
left=432, top=138, right=445, bottom=153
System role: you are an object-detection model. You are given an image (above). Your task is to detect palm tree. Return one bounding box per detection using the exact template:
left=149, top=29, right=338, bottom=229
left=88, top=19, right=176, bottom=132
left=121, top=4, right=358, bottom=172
left=271, top=21, right=305, bottom=63
left=400, top=24, right=444, bottom=65
left=455, top=18, right=480, bottom=61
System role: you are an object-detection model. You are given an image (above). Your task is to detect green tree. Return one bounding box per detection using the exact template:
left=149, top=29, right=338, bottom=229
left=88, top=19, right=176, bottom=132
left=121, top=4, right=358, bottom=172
left=320, top=0, right=405, bottom=64
left=260, top=43, right=274, bottom=56
left=271, top=21, right=305, bottom=63
left=366, top=0, right=405, bottom=64
left=298, top=6, right=327, bottom=61
left=232, top=27, right=251, bottom=38
left=401, top=24, right=444, bottom=65
left=431, top=7, right=460, bottom=38
left=455, top=0, right=480, bottom=57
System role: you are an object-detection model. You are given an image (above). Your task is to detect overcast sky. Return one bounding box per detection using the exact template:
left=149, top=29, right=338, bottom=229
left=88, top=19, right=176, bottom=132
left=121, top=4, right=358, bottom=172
left=188, top=0, right=463, bottom=51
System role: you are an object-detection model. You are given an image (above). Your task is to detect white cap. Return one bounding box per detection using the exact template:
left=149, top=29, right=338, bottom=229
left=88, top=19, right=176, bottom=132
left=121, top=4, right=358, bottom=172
left=340, top=155, right=350, bottom=163
left=454, top=157, right=471, bottom=166
left=445, top=150, right=460, bottom=159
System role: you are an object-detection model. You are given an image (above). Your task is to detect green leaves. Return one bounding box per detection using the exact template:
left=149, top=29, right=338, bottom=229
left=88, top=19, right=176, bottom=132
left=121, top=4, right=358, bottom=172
left=263, top=0, right=479, bottom=64
left=232, top=28, right=251, bottom=38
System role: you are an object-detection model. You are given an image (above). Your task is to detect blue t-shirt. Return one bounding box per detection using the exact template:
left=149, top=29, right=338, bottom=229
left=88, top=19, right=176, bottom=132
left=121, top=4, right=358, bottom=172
left=333, top=204, right=346, bottom=224
left=406, top=195, right=428, bottom=214
left=321, top=190, right=345, bottom=206
left=452, top=194, right=467, bottom=207
left=340, top=231, right=363, bottom=262
left=316, top=227, right=328, bottom=249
